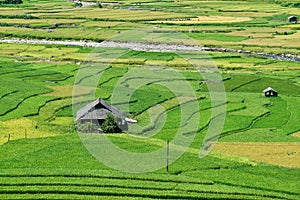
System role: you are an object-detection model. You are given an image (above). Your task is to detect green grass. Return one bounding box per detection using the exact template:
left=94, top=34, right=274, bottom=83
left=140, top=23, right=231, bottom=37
left=0, top=59, right=299, bottom=198
left=0, top=0, right=300, bottom=198
left=0, top=52, right=299, bottom=142
left=0, top=134, right=299, bottom=199
left=0, top=78, right=51, bottom=118
left=187, top=33, right=248, bottom=42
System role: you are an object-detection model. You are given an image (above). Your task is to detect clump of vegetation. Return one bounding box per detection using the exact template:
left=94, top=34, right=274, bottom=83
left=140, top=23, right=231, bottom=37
left=274, top=31, right=296, bottom=35
left=0, top=0, right=23, bottom=4
left=75, top=114, right=122, bottom=133
left=275, top=0, right=300, bottom=8
left=100, top=113, right=122, bottom=133
left=0, top=14, right=38, bottom=19
left=74, top=1, right=83, bottom=7
left=97, top=2, right=102, bottom=8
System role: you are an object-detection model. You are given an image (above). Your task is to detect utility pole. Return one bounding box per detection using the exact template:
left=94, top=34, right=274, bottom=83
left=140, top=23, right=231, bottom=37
left=166, top=140, right=169, bottom=173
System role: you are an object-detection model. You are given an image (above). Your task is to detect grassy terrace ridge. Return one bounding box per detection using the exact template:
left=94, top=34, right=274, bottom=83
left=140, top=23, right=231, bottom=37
left=0, top=0, right=300, bottom=199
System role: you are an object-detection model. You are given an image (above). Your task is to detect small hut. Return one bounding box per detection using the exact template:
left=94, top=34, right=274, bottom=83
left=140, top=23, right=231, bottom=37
left=288, top=16, right=298, bottom=24
left=263, top=87, right=278, bottom=97
left=76, top=98, right=136, bottom=131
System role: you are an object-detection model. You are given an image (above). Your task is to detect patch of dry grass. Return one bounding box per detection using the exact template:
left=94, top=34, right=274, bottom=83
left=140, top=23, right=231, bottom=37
left=228, top=27, right=292, bottom=38
left=292, top=132, right=300, bottom=138
left=0, top=118, right=59, bottom=145
left=155, top=16, right=252, bottom=25
left=221, top=11, right=277, bottom=18
left=213, top=142, right=300, bottom=168
left=50, top=117, right=73, bottom=126
left=0, top=8, right=27, bottom=15
left=240, top=31, right=300, bottom=48
left=34, top=8, right=188, bottom=21
left=42, top=85, right=93, bottom=97
left=0, top=19, right=86, bottom=25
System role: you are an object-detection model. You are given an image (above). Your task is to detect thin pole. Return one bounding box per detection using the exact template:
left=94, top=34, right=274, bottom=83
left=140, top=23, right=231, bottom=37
left=166, top=140, right=169, bottom=173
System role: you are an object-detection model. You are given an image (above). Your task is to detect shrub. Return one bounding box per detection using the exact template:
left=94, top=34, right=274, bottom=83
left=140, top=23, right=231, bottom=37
left=100, top=113, right=122, bottom=133
left=0, top=0, right=23, bottom=4
left=0, top=14, right=38, bottom=19
left=74, top=2, right=83, bottom=7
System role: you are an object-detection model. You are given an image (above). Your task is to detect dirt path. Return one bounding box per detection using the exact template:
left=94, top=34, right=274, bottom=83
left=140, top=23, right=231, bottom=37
left=0, top=38, right=299, bottom=62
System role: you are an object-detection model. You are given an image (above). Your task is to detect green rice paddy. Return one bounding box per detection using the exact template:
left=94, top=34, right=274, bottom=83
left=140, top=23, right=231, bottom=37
left=0, top=0, right=300, bottom=199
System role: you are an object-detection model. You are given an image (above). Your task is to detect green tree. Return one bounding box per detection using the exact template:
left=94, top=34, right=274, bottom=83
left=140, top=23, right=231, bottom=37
left=2, top=0, right=23, bottom=4
left=100, top=113, right=122, bottom=133
left=97, top=2, right=102, bottom=8
left=74, top=1, right=83, bottom=7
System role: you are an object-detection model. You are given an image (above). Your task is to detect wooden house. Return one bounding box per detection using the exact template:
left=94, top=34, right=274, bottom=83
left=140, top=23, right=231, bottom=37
left=288, top=16, right=298, bottom=24
left=76, top=98, right=135, bottom=131
left=263, top=87, right=278, bottom=97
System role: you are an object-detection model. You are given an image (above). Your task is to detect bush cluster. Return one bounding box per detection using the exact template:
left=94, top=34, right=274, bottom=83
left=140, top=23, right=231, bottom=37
left=100, top=113, right=122, bottom=133
left=0, top=0, right=23, bottom=4
left=275, top=0, right=300, bottom=8
left=76, top=114, right=122, bottom=134
left=0, top=14, right=38, bottom=19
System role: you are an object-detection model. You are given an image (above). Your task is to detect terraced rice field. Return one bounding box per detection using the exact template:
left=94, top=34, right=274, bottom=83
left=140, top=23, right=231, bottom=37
left=0, top=0, right=299, bottom=52
left=0, top=0, right=300, bottom=199
left=0, top=134, right=299, bottom=199
left=0, top=41, right=299, bottom=198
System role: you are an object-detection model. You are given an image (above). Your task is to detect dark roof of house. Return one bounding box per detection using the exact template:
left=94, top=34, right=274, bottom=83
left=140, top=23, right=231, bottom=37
left=76, top=98, right=124, bottom=121
left=263, top=87, right=277, bottom=93
left=288, top=16, right=297, bottom=19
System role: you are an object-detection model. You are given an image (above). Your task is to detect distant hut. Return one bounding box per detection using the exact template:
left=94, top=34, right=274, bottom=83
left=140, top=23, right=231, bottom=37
left=263, top=87, right=278, bottom=97
left=288, top=16, right=298, bottom=24
left=76, top=98, right=136, bottom=131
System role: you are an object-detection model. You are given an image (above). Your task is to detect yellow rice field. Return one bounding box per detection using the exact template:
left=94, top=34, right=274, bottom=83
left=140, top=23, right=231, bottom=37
left=0, top=18, right=86, bottom=25
left=0, top=8, right=28, bottom=15
left=0, top=118, right=60, bottom=145
left=42, top=85, right=93, bottom=98
left=292, top=132, right=300, bottom=138
left=228, top=27, right=293, bottom=38
left=213, top=142, right=300, bottom=168
left=240, top=34, right=300, bottom=48
left=34, top=8, right=188, bottom=21
left=155, top=16, right=252, bottom=25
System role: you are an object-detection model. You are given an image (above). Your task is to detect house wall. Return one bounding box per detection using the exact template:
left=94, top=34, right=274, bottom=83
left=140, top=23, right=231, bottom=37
left=289, top=17, right=298, bottom=23
left=80, top=119, right=104, bottom=125
left=265, top=91, right=278, bottom=97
